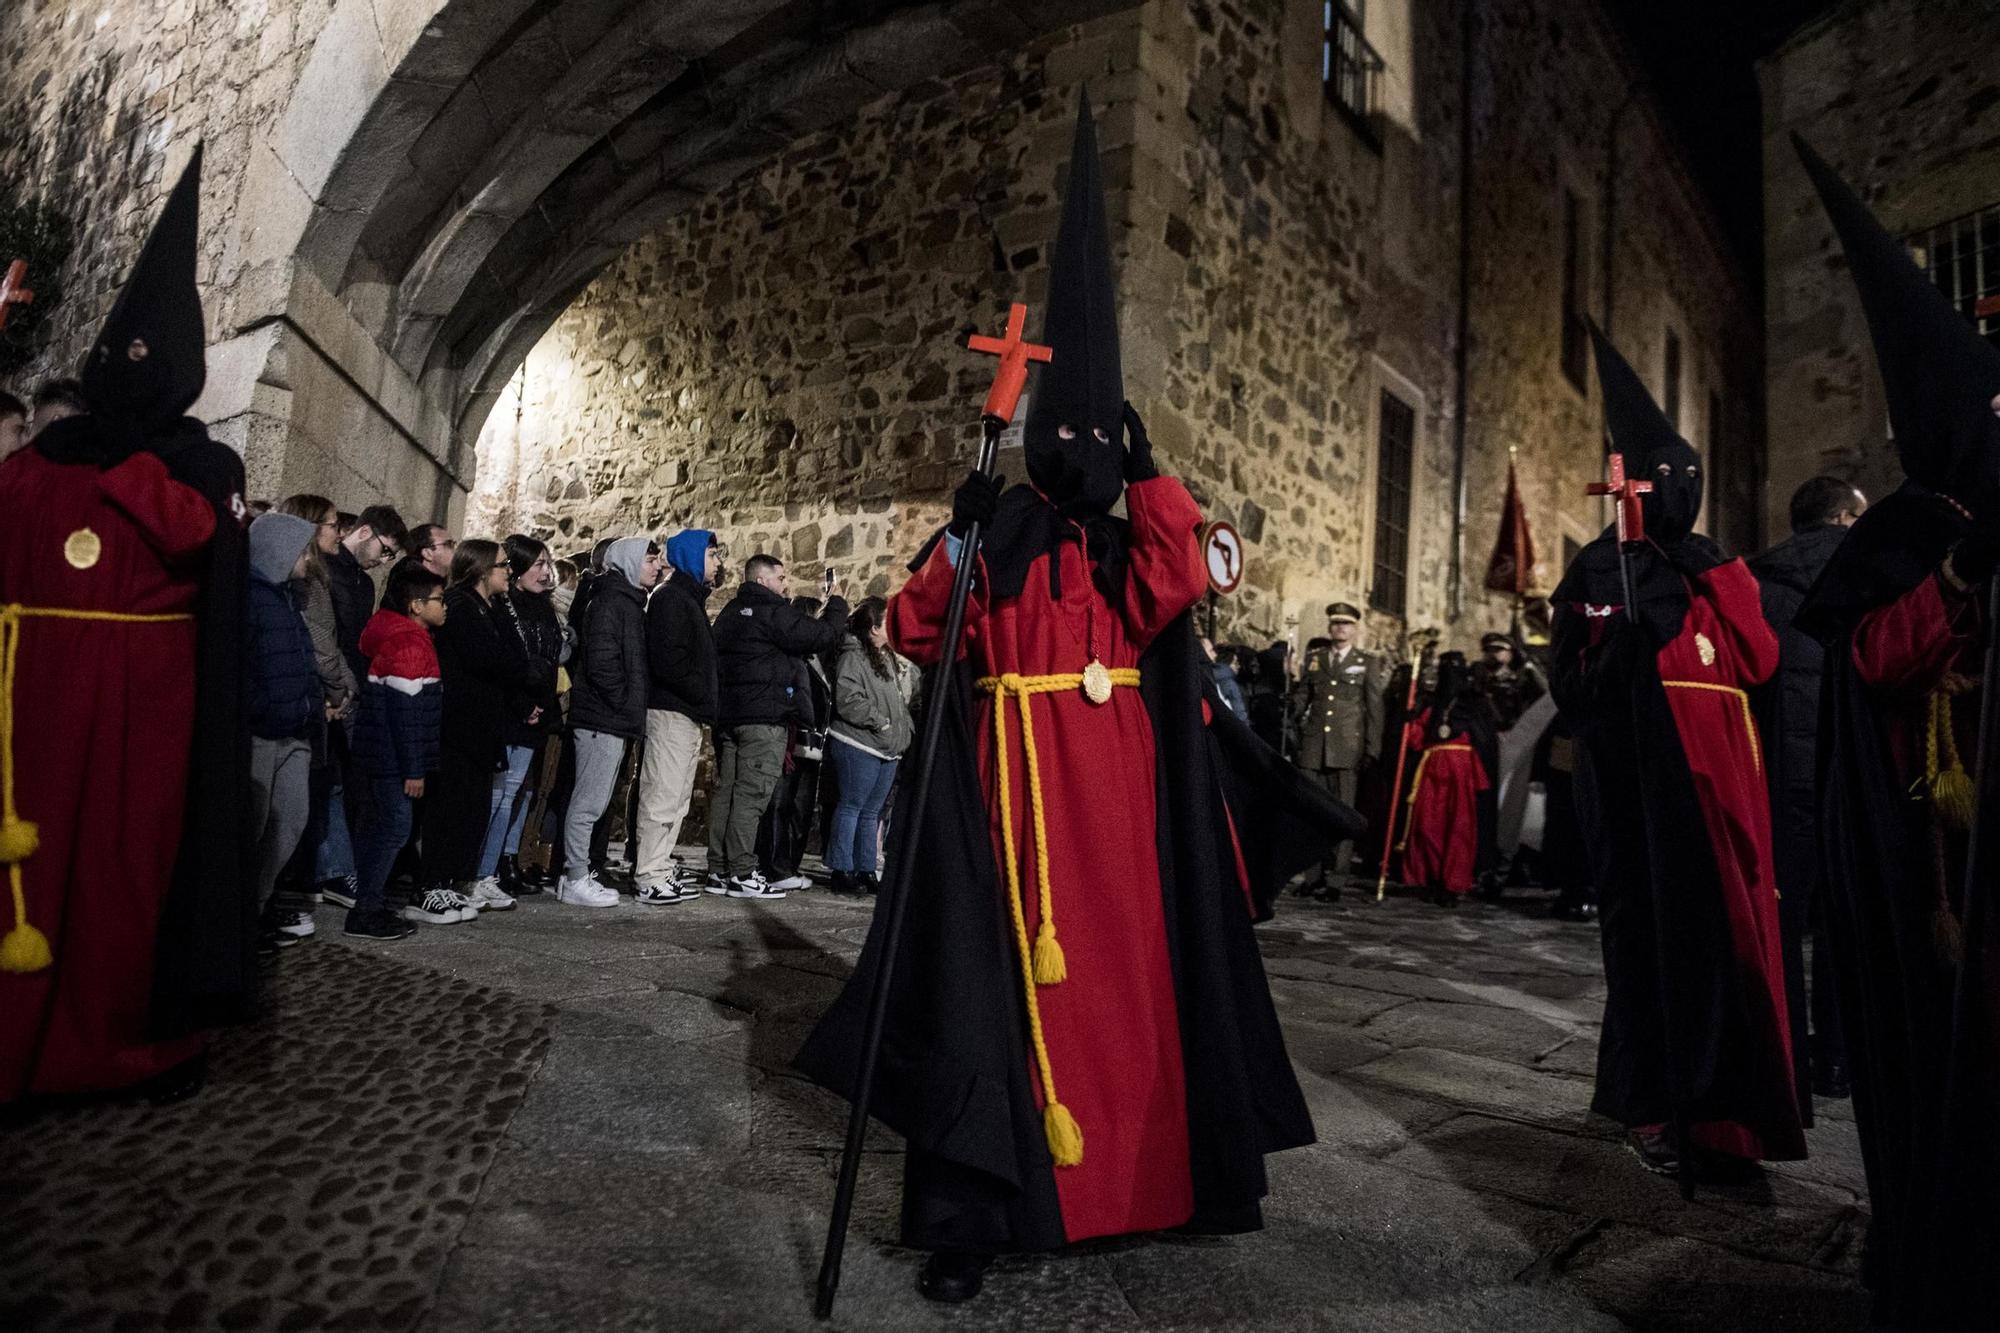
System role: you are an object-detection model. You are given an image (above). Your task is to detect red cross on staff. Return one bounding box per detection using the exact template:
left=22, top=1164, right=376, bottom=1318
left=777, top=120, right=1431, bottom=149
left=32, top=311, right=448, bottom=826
left=1587, top=452, right=1652, bottom=547
left=967, top=302, right=1053, bottom=426
left=0, top=260, right=33, bottom=334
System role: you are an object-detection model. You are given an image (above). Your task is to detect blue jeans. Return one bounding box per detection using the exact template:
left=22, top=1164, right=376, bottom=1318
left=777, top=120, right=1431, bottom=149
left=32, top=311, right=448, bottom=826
left=827, top=741, right=899, bottom=874
left=354, top=775, right=414, bottom=912
left=314, top=780, right=356, bottom=882
left=476, top=744, right=536, bottom=878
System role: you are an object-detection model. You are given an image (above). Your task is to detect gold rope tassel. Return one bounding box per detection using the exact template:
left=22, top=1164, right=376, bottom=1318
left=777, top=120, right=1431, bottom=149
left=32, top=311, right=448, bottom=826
left=0, top=604, right=195, bottom=974
left=978, top=666, right=1141, bottom=1167
left=1927, top=688, right=1975, bottom=833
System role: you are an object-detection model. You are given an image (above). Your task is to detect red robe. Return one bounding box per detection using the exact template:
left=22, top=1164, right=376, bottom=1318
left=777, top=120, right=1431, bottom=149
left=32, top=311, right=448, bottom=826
left=889, top=477, right=1208, bottom=1242
left=0, top=447, right=215, bottom=1101
left=1398, top=707, right=1489, bottom=895
left=1649, top=560, right=1796, bottom=1159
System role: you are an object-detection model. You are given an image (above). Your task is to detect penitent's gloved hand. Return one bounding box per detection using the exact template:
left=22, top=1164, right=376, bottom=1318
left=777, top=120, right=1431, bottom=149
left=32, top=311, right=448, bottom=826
left=949, top=469, right=1003, bottom=537
left=1122, top=401, right=1158, bottom=483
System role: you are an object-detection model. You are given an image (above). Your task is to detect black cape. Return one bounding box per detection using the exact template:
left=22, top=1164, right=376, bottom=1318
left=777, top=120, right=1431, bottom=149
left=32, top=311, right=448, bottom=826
left=147, top=419, right=255, bottom=1037
left=1796, top=483, right=1996, bottom=1328
left=1551, top=538, right=1802, bottom=1150
left=795, top=610, right=1358, bottom=1252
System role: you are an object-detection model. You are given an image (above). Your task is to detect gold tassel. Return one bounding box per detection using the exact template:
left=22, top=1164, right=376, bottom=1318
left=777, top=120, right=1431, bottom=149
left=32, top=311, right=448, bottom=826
left=1933, top=906, right=1965, bottom=968
left=1032, top=922, right=1067, bottom=986
left=0, top=816, right=37, bottom=863
left=0, top=920, right=51, bottom=974
left=1043, top=1100, right=1084, bottom=1166
left=1931, top=769, right=1976, bottom=834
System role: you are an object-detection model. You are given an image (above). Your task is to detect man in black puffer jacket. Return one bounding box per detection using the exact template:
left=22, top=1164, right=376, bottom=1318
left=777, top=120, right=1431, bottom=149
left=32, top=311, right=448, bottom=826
left=634, top=529, right=723, bottom=903
left=1750, top=474, right=1867, bottom=1102
left=559, top=535, right=663, bottom=907
left=706, top=554, right=847, bottom=897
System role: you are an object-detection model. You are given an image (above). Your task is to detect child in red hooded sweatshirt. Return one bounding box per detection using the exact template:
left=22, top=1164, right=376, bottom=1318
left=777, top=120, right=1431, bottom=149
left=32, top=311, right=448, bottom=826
left=347, top=561, right=449, bottom=939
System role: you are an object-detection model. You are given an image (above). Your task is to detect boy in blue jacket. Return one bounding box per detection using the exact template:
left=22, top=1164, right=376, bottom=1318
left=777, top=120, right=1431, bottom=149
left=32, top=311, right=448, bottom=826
left=349, top=562, right=451, bottom=938
left=246, top=514, right=324, bottom=949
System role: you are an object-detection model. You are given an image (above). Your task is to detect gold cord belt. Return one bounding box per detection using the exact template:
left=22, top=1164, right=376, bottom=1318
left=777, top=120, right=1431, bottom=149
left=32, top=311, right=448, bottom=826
left=1396, top=743, right=1471, bottom=852
left=1660, top=680, right=1762, bottom=777
left=0, top=604, right=195, bottom=974
left=973, top=666, right=1142, bottom=1167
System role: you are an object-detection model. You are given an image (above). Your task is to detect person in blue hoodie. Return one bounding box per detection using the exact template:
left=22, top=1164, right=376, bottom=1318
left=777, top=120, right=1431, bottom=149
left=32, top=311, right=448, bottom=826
left=633, top=529, right=722, bottom=903
left=245, top=512, right=324, bottom=948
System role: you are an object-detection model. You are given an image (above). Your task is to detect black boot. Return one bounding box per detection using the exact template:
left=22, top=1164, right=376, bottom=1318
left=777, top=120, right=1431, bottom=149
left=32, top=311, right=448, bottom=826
left=499, top=853, right=539, bottom=898
left=918, top=1251, right=992, bottom=1303
left=857, top=872, right=880, bottom=895
left=829, top=870, right=856, bottom=895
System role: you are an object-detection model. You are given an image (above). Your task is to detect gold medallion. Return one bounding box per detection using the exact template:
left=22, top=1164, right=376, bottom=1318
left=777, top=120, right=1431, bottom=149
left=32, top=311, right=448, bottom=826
left=64, top=527, right=102, bottom=570
left=1695, top=631, right=1717, bottom=667
left=1082, top=659, right=1114, bottom=705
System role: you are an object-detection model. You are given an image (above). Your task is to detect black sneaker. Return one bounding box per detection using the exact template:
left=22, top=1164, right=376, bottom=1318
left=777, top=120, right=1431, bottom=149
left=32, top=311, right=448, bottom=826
left=319, top=875, right=359, bottom=910
left=343, top=908, right=414, bottom=940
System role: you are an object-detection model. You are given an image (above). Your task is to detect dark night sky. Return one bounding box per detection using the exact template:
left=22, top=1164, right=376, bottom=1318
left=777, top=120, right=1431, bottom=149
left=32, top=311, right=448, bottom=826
left=1601, top=0, right=1839, bottom=288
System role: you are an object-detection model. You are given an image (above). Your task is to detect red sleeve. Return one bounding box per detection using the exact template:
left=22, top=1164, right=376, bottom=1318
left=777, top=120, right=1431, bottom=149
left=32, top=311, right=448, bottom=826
left=97, top=452, right=216, bottom=559
left=1695, top=558, right=1780, bottom=687
left=1122, top=477, right=1207, bottom=648
left=1403, top=707, right=1431, bottom=753
left=888, top=537, right=986, bottom=667
left=1853, top=572, right=1979, bottom=693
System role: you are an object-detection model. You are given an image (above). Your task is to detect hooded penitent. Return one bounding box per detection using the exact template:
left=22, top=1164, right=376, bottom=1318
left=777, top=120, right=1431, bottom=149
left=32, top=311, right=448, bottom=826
left=1023, top=92, right=1125, bottom=519
left=1789, top=137, right=1998, bottom=1332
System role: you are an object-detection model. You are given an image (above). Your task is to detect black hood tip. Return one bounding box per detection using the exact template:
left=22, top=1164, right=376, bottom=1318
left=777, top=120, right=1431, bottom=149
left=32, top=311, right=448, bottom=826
left=1587, top=321, right=1705, bottom=545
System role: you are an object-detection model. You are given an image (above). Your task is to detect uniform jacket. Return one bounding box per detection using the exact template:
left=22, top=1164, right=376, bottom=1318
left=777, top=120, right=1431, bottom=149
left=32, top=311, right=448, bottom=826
left=1291, top=644, right=1385, bottom=770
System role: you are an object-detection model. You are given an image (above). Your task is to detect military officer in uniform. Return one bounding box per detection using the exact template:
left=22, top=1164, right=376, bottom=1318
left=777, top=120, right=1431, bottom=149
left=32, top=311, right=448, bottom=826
left=1289, top=602, right=1386, bottom=899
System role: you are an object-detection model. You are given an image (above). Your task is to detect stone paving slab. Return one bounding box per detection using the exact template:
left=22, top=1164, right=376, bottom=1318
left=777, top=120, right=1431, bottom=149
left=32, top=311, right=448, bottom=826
left=4, top=862, right=1874, bottom=1331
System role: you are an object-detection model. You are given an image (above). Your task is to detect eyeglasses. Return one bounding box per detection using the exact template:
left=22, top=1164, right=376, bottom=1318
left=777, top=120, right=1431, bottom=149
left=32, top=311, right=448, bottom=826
left=428, top=538, right=458, bottom=552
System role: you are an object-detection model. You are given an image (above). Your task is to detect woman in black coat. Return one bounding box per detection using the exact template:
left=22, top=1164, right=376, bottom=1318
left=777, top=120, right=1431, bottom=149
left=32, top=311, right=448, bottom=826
left=484, top=535, right=567, bottom=897
left=424, top=538, right=532, bottom=910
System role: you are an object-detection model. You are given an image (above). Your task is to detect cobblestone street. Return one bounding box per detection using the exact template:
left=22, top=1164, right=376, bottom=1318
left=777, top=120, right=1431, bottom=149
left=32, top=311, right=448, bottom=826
left=5, top=867, right=1871, bottom=1333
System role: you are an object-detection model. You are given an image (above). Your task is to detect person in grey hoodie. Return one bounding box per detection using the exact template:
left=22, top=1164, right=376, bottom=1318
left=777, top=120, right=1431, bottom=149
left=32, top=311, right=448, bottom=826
left=558, top=534, right=664, bottom=907
left=245, top=513, right=324, bottom=933
left=824, top=598, right=914, bottom=894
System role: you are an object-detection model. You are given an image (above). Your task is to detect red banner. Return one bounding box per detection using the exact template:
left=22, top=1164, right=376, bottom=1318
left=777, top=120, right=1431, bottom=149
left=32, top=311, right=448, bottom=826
left=1483, top=459, right=1537, bottom=596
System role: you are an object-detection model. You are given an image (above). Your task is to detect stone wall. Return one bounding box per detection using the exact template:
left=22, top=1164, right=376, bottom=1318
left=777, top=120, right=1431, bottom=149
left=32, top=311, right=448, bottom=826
left=1760, top=0, right=2000, bottom=533
left=474, top=0, right=1763, bottom=652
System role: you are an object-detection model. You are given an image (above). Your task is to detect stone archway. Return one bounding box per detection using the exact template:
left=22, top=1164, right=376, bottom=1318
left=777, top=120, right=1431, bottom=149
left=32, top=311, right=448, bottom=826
left=196, top=0, right=1133, bottom=521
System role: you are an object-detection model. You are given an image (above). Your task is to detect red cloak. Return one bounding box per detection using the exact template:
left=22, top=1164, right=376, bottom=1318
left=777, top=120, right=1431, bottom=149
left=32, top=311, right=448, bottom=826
left=1398, top=707, right=1489, bottom=895
left=888, top=476, right=1209, bottom=1242
left=0, top=447, right=214, bottom=1101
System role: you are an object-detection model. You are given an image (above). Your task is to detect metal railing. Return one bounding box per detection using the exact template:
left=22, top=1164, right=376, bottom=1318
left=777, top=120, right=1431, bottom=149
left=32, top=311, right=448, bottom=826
left=1906, top=200, right=2000, bottom=347
left=1324, top=2, right=1385, bottom=149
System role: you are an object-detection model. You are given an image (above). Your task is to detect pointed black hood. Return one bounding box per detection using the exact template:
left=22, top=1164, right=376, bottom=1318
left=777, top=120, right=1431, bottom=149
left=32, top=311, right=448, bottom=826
left=1024, top=90, right=1125, bottom=518
left=1793, top=134, right=2000, bottom=514
left=1590, top=323, right=1704, bottom=546
left=81, top=145, right=208, bottom=440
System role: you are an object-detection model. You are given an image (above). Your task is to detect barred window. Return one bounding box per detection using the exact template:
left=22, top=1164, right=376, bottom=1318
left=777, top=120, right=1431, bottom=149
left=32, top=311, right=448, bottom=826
left=1370, top=388, right=1415, bottom=617
left=1324, top=2, right=1384, bottom=150
left=1906, top=202, right=2000, bottom=350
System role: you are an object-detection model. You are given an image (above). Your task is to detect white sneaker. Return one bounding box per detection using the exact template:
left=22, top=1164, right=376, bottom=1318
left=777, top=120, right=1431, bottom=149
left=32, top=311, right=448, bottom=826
left=766, top=874, right=810, bottom=893
left=727, top=873, right=787, bottom=900
left=441, top=888, right=480, bottom=922
left=635, top=882, right=687, bottom=906
left=557, top=876, right=620, bottom=908
left=465, top=877, right=516, bottom=912
left=274, top=909, right=316, bottom=939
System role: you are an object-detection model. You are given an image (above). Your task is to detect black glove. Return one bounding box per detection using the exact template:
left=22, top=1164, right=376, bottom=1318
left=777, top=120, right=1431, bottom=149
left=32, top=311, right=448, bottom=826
left=949, top=469, right=1003, bottom=536
left=1122, top=401, right=1158, bottom=482
left=1949, top=521, right=2000, bottom=587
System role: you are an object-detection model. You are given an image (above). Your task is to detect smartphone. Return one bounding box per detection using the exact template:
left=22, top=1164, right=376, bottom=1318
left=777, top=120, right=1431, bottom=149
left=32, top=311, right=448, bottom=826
left=822, top=566, right=836, bottom=595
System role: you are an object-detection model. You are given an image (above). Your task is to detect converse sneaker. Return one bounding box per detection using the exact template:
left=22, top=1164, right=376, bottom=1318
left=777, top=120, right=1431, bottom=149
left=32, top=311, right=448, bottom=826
left=273, top=908, right=316, bottom=939
left=727, top=872, right=787, bottom=900
left=319, top=875, right=359, bottom=910
left=343, top=908, right=415, bottom=941
left=440, top=888, right=480, bottom=922
left=464, top=877, right=516, bottom=912
left=403, top=887, right=470, bottom=925
left=556, top=875, right=620, bottom=908
left=766, top=874, right=811, bottom=893
left=635, top=881, right=688, bottom=906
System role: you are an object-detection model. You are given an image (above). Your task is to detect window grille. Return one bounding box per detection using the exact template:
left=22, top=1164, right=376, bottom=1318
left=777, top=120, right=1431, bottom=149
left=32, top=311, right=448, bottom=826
left=1370, top=388, right=1415, bottom=617
left=1323, top=2, right=1384, bottom=150
left=1905, top=202, right=2000, bottom=350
